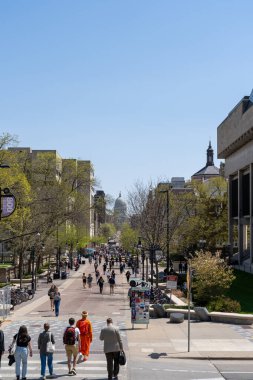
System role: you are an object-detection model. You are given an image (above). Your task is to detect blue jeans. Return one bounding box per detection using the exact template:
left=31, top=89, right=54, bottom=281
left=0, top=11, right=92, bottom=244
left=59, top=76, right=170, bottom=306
left=54, top=300, right=60, bottom=316
left=14, top=346, right=28, bottom=378
left=40, top=353, right=53, bottom=376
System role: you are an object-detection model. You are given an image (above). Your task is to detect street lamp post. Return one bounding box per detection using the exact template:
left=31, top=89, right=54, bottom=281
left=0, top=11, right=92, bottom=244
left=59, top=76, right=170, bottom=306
left=159, top=189, right=170, bottom=274
left=31, top=246, right=35, bottom=291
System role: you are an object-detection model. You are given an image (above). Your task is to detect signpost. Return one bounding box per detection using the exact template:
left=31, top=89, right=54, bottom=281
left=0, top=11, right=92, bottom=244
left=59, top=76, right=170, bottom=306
left=131, top=286, right=150, bottom=328
left=166, top=274, right=178, bottom=303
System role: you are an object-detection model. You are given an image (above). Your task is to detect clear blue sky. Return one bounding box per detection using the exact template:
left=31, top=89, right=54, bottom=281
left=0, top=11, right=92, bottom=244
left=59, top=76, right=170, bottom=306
left=1, top=0, right=252, bottom=202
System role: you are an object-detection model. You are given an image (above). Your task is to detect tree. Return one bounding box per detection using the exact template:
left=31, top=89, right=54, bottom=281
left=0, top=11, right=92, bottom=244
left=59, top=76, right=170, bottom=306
left=191, top=251, right=235, bottom=305
left=120, top=223, right=139, bottom=252
left=99, top=223, right=116, bottom=240
left=177, top=177, right=228, bottom=252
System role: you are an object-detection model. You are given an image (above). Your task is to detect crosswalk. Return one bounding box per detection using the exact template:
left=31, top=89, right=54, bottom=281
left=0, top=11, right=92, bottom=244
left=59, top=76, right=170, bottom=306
left=1, top=318, right=128, bottom=379
left=0, top=354, right=127, bottom=379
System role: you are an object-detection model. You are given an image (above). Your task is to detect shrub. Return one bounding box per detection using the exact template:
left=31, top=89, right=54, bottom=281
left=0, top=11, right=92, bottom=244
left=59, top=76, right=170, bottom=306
left=207, top=297, right=241, bottom=313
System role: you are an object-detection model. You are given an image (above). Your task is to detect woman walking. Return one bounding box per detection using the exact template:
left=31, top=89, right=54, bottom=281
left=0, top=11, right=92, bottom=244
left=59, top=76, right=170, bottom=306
left=76, top=311, right=93, bottom=363
left=97, top=276, right=105, bottom=294
left=48, top=284, right=57, bottom=312
left=10, top=325, right=32, bottom=380
left=82, top=273, right=87, bottom=289
left=38, top=323, right=55, bottom=380
left=53, top=287, right=61, bottom=317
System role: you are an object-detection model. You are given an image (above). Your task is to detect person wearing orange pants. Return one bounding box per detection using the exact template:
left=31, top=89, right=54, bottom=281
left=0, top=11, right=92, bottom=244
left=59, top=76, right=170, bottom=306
left=76, top=311, right=92, bottom=362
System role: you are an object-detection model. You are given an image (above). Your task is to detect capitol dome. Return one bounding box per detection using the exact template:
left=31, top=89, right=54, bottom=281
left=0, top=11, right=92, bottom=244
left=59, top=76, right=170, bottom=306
left=114, top=192, right=127, bottom=229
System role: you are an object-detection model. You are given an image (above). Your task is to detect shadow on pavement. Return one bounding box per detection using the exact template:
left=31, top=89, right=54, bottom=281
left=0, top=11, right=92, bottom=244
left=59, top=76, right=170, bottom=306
left=148, top=352, right=168, bottom=359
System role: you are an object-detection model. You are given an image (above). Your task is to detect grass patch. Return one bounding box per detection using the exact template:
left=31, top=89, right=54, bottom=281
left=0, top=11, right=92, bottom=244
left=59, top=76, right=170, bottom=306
left=0, top=264, right=12, bottom=269
left=226, top=269, right=253, bottom=313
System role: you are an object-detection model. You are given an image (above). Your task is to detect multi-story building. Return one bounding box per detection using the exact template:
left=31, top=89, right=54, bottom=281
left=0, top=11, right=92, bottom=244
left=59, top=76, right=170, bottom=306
left=217, top=91, right=253, bottom=265
left=8, top=148, right=94, bottom=238
left=94, top=190, right=106, bottom=235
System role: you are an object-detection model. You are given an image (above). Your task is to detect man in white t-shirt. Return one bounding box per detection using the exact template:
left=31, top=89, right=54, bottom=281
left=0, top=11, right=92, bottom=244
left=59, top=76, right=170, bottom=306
left=63, top=317, right=80, bottom=375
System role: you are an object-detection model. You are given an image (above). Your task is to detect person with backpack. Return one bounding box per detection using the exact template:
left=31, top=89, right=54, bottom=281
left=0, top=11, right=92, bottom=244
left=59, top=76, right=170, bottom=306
left=63, top=317, right=80, bottom=376
left=38, top=323, right=55, bottom=380
left=76, top=311, right=93, bottom=363
left=48, top=284, right=57, bottom=312
left=53, top=287, right=61, bottom=317
left=109, top=276, right=115, bottom=295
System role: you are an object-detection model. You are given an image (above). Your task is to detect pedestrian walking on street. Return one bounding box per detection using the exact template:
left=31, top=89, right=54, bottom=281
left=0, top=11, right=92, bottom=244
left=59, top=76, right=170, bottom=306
left=48, top=284, right=57, bottom=312
left=53, top=287, right=61, bottom=317
left=38, top=323, right=55, bottom=380
left=106, top=269, right=111, bottom=282
left=87, top=274, right=93, bottom=289
left=82, top=273, right=87, bottom=289
left=10, top=325, right=33, bottom=380
left=109, top=276, right=115, bottom=295
left=63, top=317, right=80, bottom=376
left=97, top=276, right=105, bottom=294
left=125, top=270, right=131, bottom=283
left=103, top=262, right=107, bottom=275
left=0, top=320, right=4, bottom=367
left=76, top=311, right=93, bottom=363
left=100, top=318, right=123, bottom=380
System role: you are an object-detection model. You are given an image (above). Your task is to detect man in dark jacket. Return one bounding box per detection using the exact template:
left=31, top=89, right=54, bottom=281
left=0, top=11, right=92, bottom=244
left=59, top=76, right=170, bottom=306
left=100, top=318, right=123, bottom=380
left=38, top=323, right=55, bottom=380
left=0, top=320, right=4, bottom=367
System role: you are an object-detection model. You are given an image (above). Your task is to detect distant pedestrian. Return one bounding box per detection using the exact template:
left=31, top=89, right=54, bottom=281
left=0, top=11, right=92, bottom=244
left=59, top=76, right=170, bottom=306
left=106, top=269, right=111, bottom=281
left=38, top=323, right=55, bottom=380
left=97, top=276, right=105, bottom=294
left=0, top=320, right=4, bottom=367
left=119, top=263, right=124, bottom=274
left=100, top=318, right=123, bottom=380
left=87, top=274, right=93, bottom=289
left=103, top=262, right=107, bottom=275
left=125, top=271, right=131, bottom=283
left=95, top=269, right=100, bottom=281
left=48, top=284, right=57, bottom=312
left=53, top=287, right=61, bottom=317
left=82, top=273, right=87, bottom=289
left=10, top=325, right=33, bottom=380
left=109, top=276, right=115, bottom=295
left=76, top=311, right=93, bottom=363
left=63, top=317, right=80, bottom=376
left=111, top=270, right=116, bottom=280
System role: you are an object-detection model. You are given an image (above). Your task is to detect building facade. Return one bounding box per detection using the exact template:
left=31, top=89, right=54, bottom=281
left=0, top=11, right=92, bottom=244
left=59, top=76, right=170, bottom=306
left=217, top=92, right=253, bottom=264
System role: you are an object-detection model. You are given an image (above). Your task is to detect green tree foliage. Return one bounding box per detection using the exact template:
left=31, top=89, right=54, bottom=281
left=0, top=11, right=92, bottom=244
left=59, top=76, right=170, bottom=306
left=99, top=223, right=116, bottom=240
left=177, top=177, right=228, bottom=252
left=120, top=223, right=139, bottom=252
left=191, top=251, right=235, bottom=305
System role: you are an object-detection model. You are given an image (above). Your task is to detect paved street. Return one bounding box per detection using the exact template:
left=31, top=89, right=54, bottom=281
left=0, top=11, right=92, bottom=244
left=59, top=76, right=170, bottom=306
left=1, top=260, right=253, bottom=379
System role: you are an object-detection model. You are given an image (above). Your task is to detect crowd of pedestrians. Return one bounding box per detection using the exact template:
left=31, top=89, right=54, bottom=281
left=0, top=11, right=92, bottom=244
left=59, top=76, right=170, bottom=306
left=1, top=247, right=127, bottom=380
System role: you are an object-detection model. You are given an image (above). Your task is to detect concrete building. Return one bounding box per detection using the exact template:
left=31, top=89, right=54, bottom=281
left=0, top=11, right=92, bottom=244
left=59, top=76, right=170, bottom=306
left=217, top=92, right=253, bottom=264
left=8, top=148, right=95, bottom=238
left=94, top=190, right=106, bottom=235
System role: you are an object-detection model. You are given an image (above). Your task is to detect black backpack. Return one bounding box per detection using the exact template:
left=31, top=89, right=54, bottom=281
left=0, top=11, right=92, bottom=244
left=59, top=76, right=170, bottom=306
left=63, top=327, right=76, bottom=345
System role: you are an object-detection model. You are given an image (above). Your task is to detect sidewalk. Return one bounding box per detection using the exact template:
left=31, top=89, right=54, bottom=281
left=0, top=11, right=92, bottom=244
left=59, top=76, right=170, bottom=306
left=3, top=263, right=253, bottom=361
